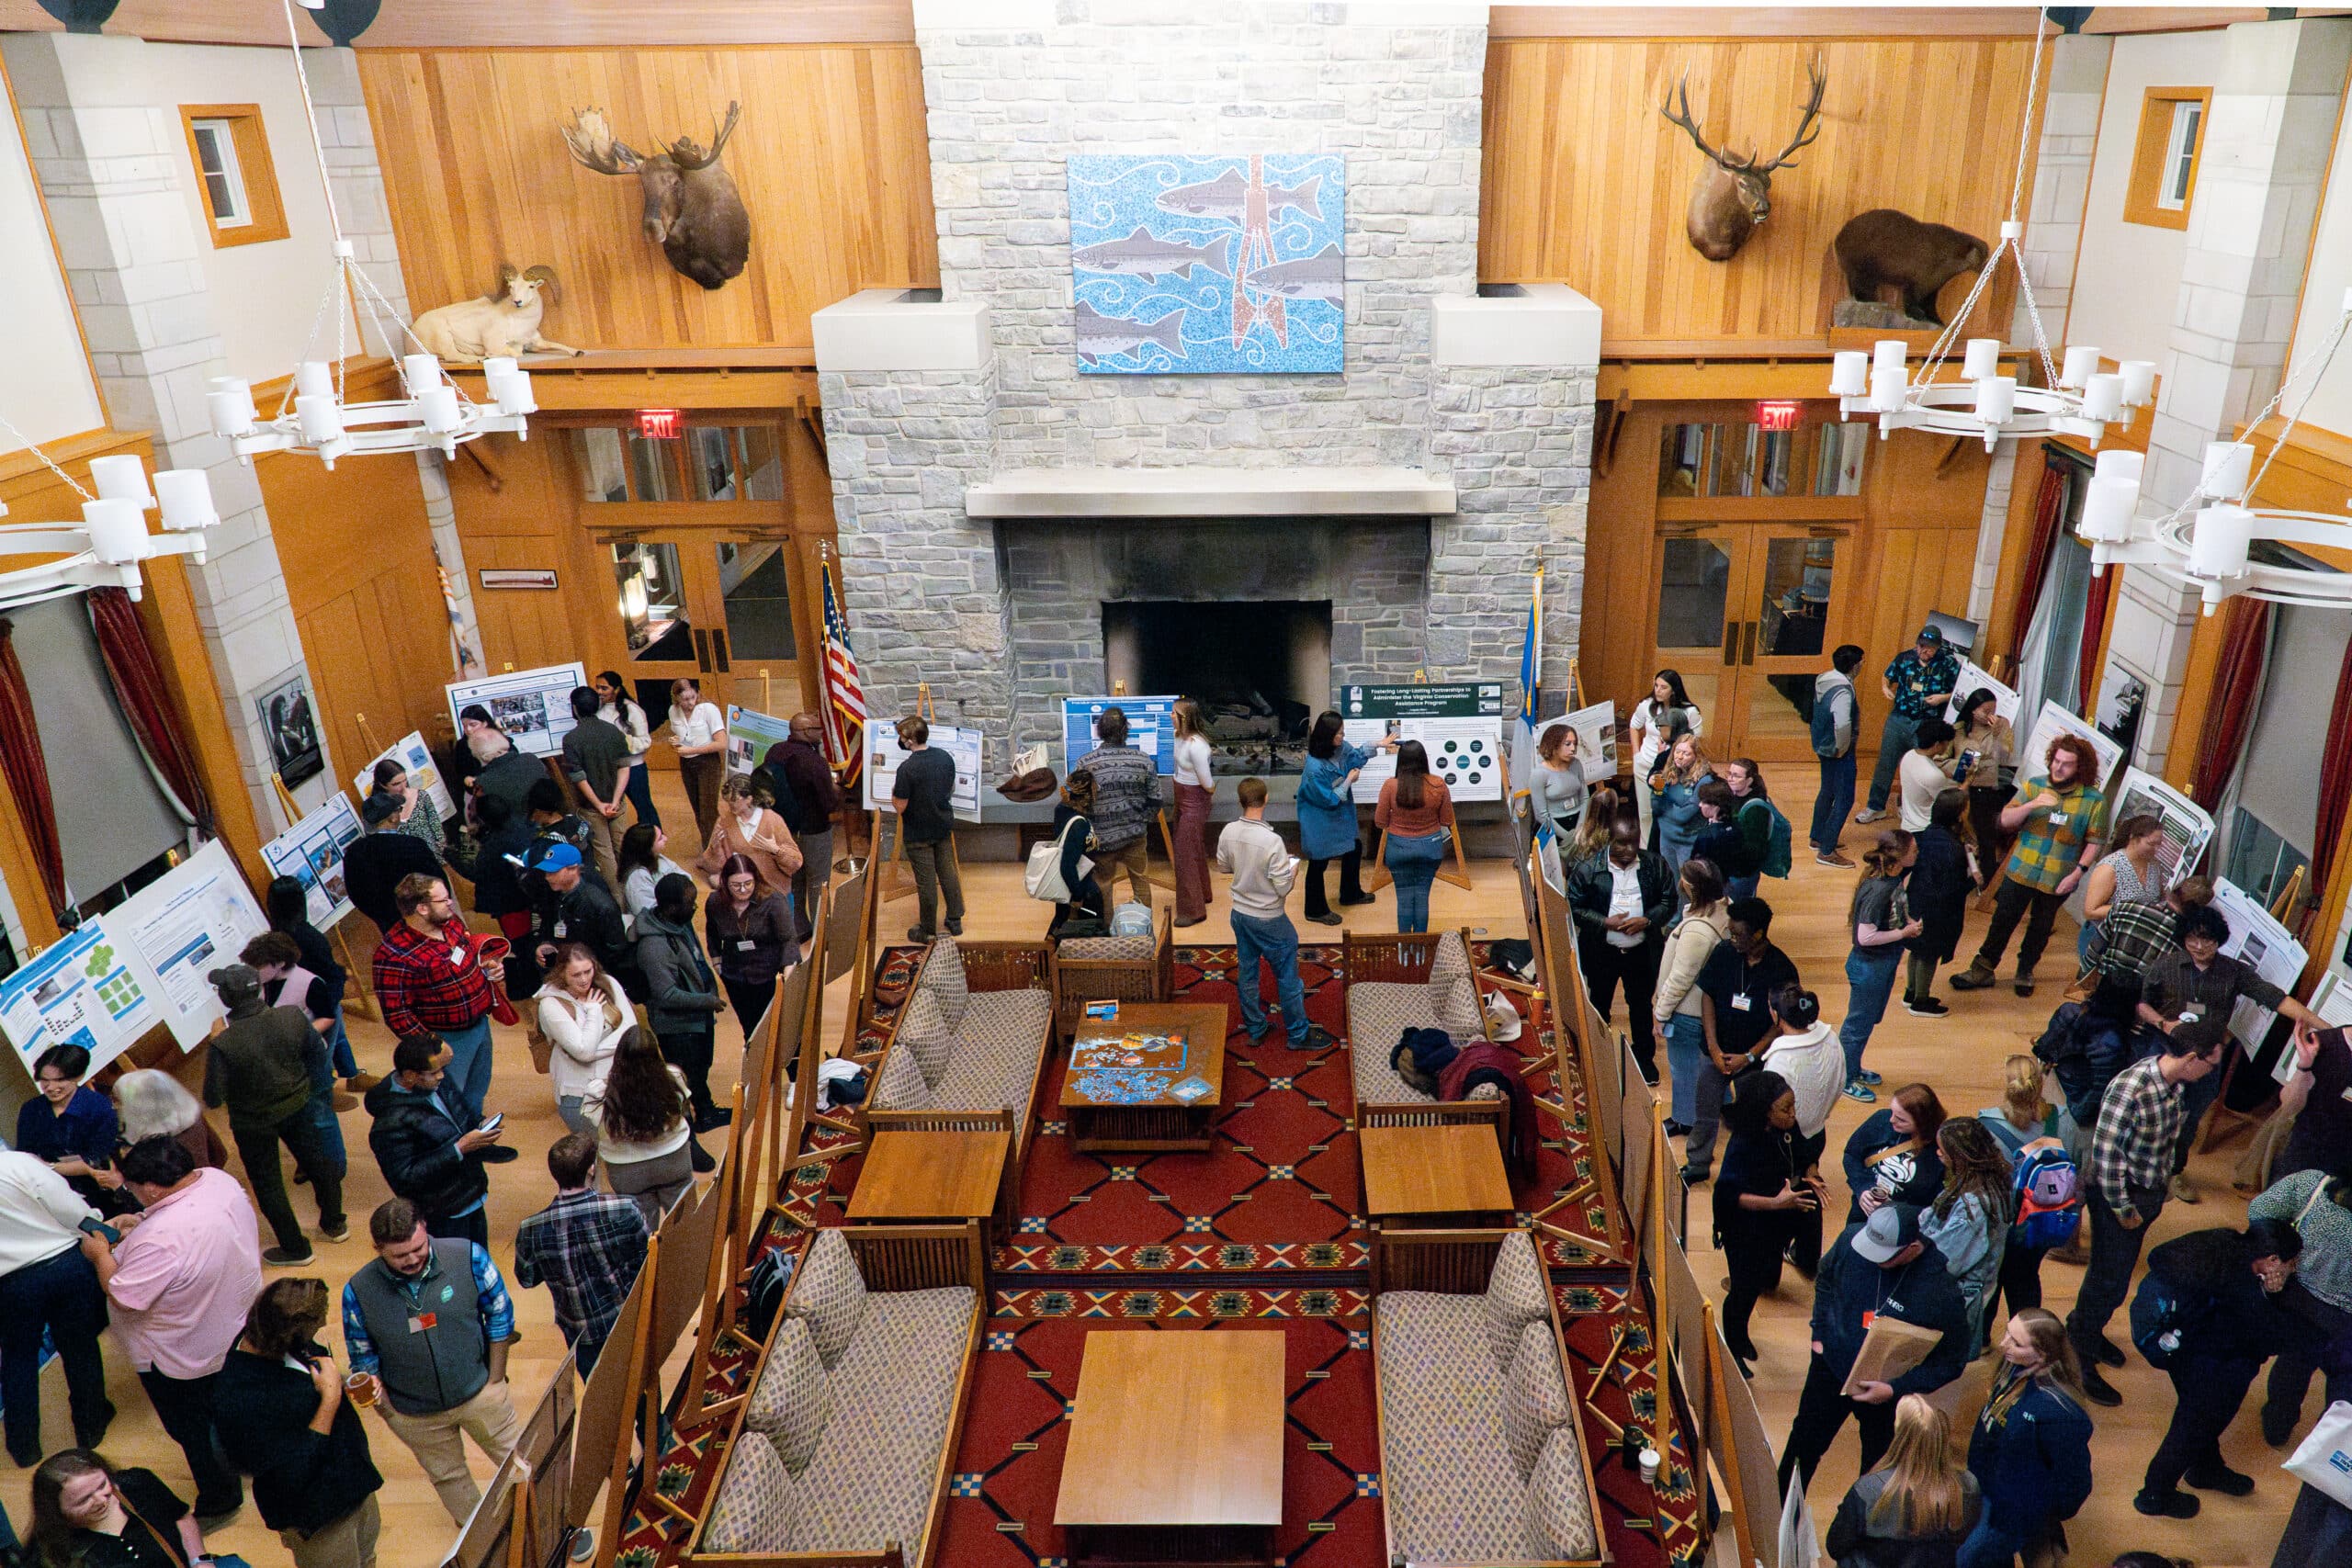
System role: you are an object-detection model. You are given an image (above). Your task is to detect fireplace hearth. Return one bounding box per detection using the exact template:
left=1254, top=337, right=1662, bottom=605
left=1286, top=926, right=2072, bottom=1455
left=1104, top=600, right=1329, bottom=774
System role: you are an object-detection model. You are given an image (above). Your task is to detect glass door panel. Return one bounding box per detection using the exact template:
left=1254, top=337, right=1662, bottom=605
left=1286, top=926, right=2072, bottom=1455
left=1741, top=530, right=1852, bottom=762
left=612, top=541, right=695, bottom=663
left=1647, top=530, right=1747, bottom=761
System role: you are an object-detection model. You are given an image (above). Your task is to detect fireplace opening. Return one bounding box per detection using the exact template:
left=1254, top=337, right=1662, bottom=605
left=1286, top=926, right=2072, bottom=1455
left=1102, top=600, right=1330, bottom=775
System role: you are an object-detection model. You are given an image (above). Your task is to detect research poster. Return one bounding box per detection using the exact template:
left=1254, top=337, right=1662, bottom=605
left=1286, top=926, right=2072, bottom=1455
left=446, top=662, right=589, bottom=759
left=862, top=723, right=986, bottom=824
left=1340, top=682, right=1507, bottom=804
left=1942, top=660, right=2021, bottom=727
left=725, top=705, right=795, bottom=778
left=354, top=729, right=457, bottom=822
left=260, top=791, right=366, bottom=929
left=0, top=917, right=166, bottom=1077
left=2014, top=700, right=2124, bottom=799
left=1061, top=694, right=1181, bottom=776
left=2209, top=875, right=2307, bottom=1058
left=2108, top=768, right=2214, bottom=890
left=115, top=840, right=271, bottom=1049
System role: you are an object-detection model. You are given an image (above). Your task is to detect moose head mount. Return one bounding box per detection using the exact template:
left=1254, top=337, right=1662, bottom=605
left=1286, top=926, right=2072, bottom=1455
left=560, top=102, right=750, bottom=291
left=1659, top=55, right=1827, bottom=262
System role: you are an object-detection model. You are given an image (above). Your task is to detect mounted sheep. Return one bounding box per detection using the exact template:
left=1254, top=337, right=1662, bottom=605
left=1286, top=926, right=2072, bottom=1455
left=560, top=103, right=751, bottom=291
left=412, top=265, right=580, bottom=362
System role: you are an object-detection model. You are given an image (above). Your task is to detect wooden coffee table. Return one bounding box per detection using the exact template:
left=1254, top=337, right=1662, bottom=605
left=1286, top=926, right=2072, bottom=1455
left=1060, top=1000, right=1228, bottom=1154
left=1359, top=1122, right=1514, bottom=1230
left=847, top=1128, right=1009, bottom=1229
left=1054, top=1329, right=1285, bottom=1566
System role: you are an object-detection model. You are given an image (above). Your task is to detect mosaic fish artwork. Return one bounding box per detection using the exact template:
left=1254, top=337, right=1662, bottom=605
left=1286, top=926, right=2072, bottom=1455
left=1068, top=152, right=1345, bottom=373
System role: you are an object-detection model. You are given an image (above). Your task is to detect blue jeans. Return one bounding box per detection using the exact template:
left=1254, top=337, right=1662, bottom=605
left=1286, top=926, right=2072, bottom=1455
left=623, top=759, right=661, bottom=825
left=325, top=1003, right=358, bottom=1080
left=1385, top=829, right=1447, bottom=933
left=1725, top=874, right=1759, bottom=901
left=439, top=1015, right=495, bottom=1122
left=1231, top=911, right=1309, bottom=1045
left=1664, top=1012, right=1705, bottom=1125
left=1812, top=751, right=1856, bottom=852
left=1840, top=948, right=1902, bottom=1082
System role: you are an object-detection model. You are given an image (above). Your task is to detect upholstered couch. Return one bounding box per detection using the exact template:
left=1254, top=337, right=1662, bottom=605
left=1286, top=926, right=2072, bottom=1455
left=1343, top=930, right=1511, bottom=1149
left=1370, top=1229, right=1604, bottom=1567
left=688, top=1224, right=986, bottom=1568
left=1046, top=907, right=1172, bottom=1039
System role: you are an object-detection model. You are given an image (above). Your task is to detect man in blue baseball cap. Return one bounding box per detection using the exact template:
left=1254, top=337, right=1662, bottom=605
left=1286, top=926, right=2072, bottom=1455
left=529, top=841, right=634, bottom=992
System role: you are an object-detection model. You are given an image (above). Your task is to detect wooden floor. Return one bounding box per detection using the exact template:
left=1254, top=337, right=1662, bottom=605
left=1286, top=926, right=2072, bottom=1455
left=10, top=766, right=2290, bottom=1566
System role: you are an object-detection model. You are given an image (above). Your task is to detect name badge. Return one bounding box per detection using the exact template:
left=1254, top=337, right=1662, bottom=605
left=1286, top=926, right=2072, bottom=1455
left=737, top=940, right=755, bottom=952
left=449, top=945, right=469, bottom=968
left=2337, top=1086, right=2352, bottom=1103
left=1731, top=993, right=1753, bottom=1012
left=2049, top=812, right=2068, bottom=828
left=552, top=921, right=568, bottom=939
left=407, top=1313, right=438, bottom=1334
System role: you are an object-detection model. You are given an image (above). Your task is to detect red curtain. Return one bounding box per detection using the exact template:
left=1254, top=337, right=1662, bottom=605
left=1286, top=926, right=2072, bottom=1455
left=2007, top=451, right=2074, bottom=660
left=2309, top=631, right=2352, bottom=918
left=2192, top=597, right=2272, bottom=809
left=0, top=618, right=67, bottom=916
left=86, top=586, right=213, bottom=836
left=2077, top=562, right=2120, bottom=712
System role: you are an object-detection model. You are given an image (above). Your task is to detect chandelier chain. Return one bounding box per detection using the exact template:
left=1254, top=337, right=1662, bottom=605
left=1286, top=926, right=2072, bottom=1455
left=0, top=412, right=94, bottom=501
left=2007, top=10, right=2048, bottom=226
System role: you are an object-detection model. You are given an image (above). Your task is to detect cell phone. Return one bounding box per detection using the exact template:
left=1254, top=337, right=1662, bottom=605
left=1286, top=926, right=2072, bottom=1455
left=78, top=1216, right=121, bottom=1244
left=479, top=1112, right=505, bottom=1135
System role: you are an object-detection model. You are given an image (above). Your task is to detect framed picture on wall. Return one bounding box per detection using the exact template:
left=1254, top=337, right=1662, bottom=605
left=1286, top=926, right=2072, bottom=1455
left=256, top=671, right=323, bottom=787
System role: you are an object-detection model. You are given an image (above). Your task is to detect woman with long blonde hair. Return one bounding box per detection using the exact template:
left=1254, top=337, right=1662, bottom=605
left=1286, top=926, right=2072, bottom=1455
left=1647, top=730, right=1713, bottom=877
left=1825, top=1393, right=1981, bottom=1566
left=1976, top=1055, right=2070, bottom=1316
left=1962, top=1308, right=2093, bottom=1568
left=1570, top=784, right=1623, bottom=865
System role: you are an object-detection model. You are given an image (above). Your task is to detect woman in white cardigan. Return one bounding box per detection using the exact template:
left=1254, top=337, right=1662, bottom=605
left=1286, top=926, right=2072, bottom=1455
left=1651, top=856, right=1730, bottom=1141
left=534, top=942, right=633, bottom=1136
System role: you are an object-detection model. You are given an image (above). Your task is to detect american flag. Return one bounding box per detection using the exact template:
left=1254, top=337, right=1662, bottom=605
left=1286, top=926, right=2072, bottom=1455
left=818, top=550, right=866, bottom=789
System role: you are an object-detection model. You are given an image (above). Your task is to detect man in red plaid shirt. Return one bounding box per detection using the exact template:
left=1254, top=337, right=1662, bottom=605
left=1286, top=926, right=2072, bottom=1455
left=372, top=874, right=508, bottom=1130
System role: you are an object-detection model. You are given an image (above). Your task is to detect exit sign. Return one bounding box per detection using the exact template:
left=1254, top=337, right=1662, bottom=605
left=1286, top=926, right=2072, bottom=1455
left=1756, top=400, right=1802, bottom=432
left=635, top=408, right=683, bottom=440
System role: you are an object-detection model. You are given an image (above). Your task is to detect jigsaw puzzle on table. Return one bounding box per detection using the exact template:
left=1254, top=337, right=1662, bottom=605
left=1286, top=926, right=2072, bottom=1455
left=1069, top=1028, right=1194, bottom=1102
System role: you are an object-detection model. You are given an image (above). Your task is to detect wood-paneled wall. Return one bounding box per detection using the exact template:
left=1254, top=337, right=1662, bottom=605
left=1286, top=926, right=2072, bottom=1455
left=1483, top=37, right=2045, bottom=349
left=358, top=46, right=938, bottom=353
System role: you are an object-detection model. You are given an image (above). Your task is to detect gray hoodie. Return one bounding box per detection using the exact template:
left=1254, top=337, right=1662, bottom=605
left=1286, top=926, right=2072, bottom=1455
left=634, top=908, right=724, bottom=1036
left=1815, top=669, right=1857, bottom=757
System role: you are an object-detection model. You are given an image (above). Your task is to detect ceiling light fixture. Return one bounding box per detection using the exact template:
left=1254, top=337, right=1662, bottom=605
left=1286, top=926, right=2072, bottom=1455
left=0, top=416, right=220, bottom=612
left=2075, top=292, right=2352, bottom=615
left=1827, top=10, right=2144, bottom=451
left=207, top=0, right=535, bottom=468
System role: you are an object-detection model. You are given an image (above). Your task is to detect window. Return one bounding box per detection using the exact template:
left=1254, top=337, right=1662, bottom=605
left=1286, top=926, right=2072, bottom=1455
left=2222, top=807, right=2307, bottom=909
left=2216, top=602, right=2346, bottom=909
left=571, top=423, right=787, bottom=503
left=1659, top=420, right=1865, bottom=499
left=179, top=107, right=288, bottom=247
left=2124, top=87, right=2211, bottom=231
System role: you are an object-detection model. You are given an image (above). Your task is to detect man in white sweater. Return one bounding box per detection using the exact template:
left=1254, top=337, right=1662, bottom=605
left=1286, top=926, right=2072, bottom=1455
left=1217, top=778, right=1336, bottom=1053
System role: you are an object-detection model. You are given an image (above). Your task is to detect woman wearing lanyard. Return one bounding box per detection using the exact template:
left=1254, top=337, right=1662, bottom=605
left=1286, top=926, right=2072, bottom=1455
left=667, top=678, right=729, bottom=844
left=1531, top=724, right=1589, bottom=843
left=17, top=1045, right=129, bottom=1214
left=1839, top=830, right=1920, bottom=1103
left=695, top=774, right=804, bottom=905
left=1951, top=690, right=2017, bottom=889
left=1958, top=1310, right=2092, bottom=1568
left=1714, top=1070, right=1819, bottom=1375
left=1628, top=670, right=1699, bottom=849
left=26, top=1450, right=209, bottom=1568
left=1648, top=732, right=1712, bottom=877
left=1297, top=712, right=1384, bottom=926
left=1170, top=700, right=1215, bottom=929
left=595, top=670, right=661, bottom=828
left=706, top=852, right=796, bottom=1043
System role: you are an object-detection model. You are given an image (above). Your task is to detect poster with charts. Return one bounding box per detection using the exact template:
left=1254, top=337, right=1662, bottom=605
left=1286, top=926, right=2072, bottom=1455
left=1062, top=695, right=1182, bottom=777
left=2108, top=769, right=2213, bottom=891
left=260, top=791, right=366, bottom=930
left=353, top=730, right=457, bottom=823
left=1340, top=683, right=1507, bottom=804
left=1942, top=660, right=2020, bottom=727
left=445, top=663, right=588, bottom=760
left=2210, top=875, right=2307, bottom=1058
left=0, top=917, right=166, bottom=1077
left=115, top=840, right=271, bottom=1050
left=725, top=705, right=795, bottom=778
left=861, top=724, right=985, bottom=824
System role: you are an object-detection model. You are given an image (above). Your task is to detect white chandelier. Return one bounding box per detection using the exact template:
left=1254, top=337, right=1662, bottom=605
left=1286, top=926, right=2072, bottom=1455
left=206, top=0, right=535, bottom=468
left=2075, top=292, right=2352, bottom=615
left=0, top=421, right=220, bottom=613
left=1828, top=11, right=2143, bottom=451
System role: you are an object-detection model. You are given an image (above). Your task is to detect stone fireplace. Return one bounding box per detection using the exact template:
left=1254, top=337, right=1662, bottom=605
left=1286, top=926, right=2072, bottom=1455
left=814, top=2, right=1601, bottom=784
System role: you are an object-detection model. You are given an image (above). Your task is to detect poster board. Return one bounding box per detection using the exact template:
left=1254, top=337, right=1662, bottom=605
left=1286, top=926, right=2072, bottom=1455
left=446, top=662, right=588, bottom=760
left=0, top=917, right=168, bottom=1077
left=354, top=729, right=457, bottom=822
left=259, top=791, right=366, bottom=929
left=1340, top=682, right=1507, bottom=804
left=2014, top=700, right=2124, bottom=798
left=861, top=723, right=985, bottom=823
left=1062, top=694, right=1181, bottom=776
left=2108, top=768, right=2215, bottom=890
left=114, top=840, right=271, bottom=1050
left=1943, top=659, right=2020, bottom=726
left=2209, top=875, right=2307, bottom=1057
left=725, top=705, right=795, bottom=777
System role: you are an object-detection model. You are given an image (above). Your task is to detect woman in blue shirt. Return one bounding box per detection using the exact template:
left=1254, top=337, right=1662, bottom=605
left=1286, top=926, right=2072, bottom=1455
left=1297, top=712, right=1389, bottom=927
left=1648, top=731, right=1712, bottom=877
left=17, top=1044, right=127, bottom=1213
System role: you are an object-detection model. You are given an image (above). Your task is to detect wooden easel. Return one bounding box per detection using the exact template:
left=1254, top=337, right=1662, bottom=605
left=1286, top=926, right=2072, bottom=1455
left=270, top=772, right=374, bottom=1020
left=1362, top=668, right=1476, bottom=895
left=595, top=1232, right=669, bottom=1568
left=876, top=682, right=963, bottom=908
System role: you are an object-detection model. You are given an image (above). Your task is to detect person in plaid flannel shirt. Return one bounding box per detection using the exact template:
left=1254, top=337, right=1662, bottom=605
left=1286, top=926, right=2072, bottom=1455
left=512, top=1134, right=647, bottom=1374
left=371, top=874, right=509, bottom=1127
left=1951, top=733, right=2107, bottom=999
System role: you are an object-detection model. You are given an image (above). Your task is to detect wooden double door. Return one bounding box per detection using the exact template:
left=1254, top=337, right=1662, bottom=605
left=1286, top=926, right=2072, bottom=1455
left=1647, top=521, right=1857, bottom=765
left=597, top=523, right=812, bottom=730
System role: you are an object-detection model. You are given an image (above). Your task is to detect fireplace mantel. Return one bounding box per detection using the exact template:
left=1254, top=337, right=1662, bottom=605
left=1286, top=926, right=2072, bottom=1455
left=965, top=466, right=1457, bottom=520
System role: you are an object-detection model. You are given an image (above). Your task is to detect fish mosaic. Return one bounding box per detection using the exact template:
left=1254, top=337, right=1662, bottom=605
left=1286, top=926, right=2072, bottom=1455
left=1067, top=152, right=1346, bottom=374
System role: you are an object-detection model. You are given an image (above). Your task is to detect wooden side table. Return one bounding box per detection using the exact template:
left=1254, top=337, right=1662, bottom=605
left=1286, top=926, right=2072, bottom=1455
left=847, top=1127, right=1011, bottom=1236
left=1359, top=1122, right=1514, bottom=1230
left=1060, top=1000, right=1229, bottom=1154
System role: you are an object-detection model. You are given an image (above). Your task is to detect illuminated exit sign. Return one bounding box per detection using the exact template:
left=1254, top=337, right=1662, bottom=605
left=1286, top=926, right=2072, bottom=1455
left=1756, top=400, right=1802, bottom=432
left=635, top=408, right=683, bottom=440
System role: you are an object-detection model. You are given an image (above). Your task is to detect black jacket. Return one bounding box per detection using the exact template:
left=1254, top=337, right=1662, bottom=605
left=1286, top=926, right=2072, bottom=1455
left=540, top=874, right=635, bottom=985
left=2146, top=1225, right=2322, bottom=1365
left=342, top=830, right=442, bottom=934
left=2034, top=999, right=2136, bottom=1124
left=213, top=1346, right=382, bottom=1534
left=1906, top=826, right=1972, bottom=964
left=1842, top=1110, right=1949, bottom=1224
left=365, top=1076, right=490, bottom=1220
left=1810, top=1228, right=1972, bottom=1397
left=1565, top=849, right=1677, bottom=949
left=637, top=908, right=725, bottom=1037
left=472, top=750, right=548, bottom=827
left=467, top=818, right=536, bottom=919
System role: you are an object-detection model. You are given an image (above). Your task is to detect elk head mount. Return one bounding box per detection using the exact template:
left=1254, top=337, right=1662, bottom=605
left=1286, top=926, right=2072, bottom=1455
left=1659, top=55, right=1827, bottom=262
left=560, top=102, right=750, bottom=291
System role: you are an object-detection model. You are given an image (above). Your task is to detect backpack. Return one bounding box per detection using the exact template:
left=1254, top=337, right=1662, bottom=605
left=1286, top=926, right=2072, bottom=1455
left=2011, top=1145, right=2081, bottom=1249
left=2129, top=1269, right=2199, bottom=1369
left=744, top=1246, right=797, bottom=1343
left=1809, top=680, right=1851, bottom=758
left=1023, top=816, right=1082, bottom=902
left=1745, top=796, right=1795, bottom=879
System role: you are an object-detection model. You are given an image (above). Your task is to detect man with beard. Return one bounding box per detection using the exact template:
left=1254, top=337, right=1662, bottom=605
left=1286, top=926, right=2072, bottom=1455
left=1950, top=733, right=2108, bottom=999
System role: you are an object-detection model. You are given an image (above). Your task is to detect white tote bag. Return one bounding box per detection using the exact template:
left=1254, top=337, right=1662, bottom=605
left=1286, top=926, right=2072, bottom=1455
left=1024, top=817, right=1081, bottom=901
left=2285, top=1399, right=2352, bottom=1510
